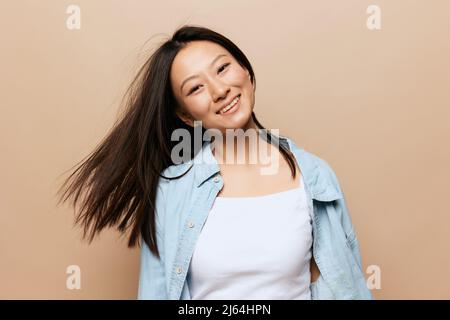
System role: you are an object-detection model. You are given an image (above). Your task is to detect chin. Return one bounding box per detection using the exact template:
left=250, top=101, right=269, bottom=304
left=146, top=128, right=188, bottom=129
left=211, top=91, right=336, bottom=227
left=224, top=117, right=253, bottom=131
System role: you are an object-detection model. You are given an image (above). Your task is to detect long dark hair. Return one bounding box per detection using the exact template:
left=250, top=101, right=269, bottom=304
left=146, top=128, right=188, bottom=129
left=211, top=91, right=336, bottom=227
left=56, top=25, right=298, bottom=259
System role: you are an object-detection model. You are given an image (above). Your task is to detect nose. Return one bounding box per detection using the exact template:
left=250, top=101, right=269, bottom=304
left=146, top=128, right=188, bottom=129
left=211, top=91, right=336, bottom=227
left=209, top=78, right=230, bottom=103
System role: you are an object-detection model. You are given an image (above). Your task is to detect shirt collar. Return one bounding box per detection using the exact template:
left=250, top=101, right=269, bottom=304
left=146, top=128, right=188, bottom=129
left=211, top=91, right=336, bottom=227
left=192, top=139, right=221, bottom=188
left=172, top=134, right=343, bottom=202
left=285, top=138, right=343, bottom=202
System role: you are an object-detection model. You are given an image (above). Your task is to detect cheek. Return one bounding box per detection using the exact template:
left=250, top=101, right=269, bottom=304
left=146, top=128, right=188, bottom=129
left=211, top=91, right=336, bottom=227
left=185, top=95, right=211, bottom=118
left=226, top=67, right=249, bottom=84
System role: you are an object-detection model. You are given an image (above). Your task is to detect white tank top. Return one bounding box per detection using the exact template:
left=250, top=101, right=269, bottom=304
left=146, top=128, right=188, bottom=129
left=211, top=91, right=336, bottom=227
left=187, top=176, right=314, bottom=300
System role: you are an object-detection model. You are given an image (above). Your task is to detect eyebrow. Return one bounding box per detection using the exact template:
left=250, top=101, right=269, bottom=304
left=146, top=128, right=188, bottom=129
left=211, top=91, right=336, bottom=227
left=180, top=54, right=228, bottom=93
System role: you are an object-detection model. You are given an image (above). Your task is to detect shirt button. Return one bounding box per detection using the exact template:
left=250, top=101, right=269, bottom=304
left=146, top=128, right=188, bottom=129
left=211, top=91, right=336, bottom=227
left=213, top=176, right=220, bottom=183
left=188, top=221, right=195, bottom=228
left=176, top=266, right=183, bottom=274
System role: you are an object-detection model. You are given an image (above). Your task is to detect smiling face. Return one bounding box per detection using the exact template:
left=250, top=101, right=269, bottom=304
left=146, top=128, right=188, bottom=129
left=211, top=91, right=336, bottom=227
left=170, top=40, right=256, bottom=133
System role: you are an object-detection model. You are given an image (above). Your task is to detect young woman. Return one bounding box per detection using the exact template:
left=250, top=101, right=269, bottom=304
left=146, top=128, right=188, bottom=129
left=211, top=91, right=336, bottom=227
left=58, top=25, right=372, bottom=300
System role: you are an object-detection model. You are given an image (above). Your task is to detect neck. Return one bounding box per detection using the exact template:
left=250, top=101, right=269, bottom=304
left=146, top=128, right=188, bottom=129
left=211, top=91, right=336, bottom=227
left=211, top=118, right=273, bottom=166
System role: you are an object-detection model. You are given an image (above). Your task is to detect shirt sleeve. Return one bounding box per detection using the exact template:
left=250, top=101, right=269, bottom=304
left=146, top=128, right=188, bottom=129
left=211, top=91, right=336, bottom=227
left=137, top=182, right=168, bottom=300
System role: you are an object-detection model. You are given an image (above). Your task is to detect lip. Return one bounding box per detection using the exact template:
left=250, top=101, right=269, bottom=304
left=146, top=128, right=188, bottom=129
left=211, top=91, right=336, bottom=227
left=216, top=94, right=241, bottom=115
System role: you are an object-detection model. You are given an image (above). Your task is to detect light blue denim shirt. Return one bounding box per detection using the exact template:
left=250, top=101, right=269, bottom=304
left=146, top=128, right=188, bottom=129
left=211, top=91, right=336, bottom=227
left=138, top=135, right=373, bottom=300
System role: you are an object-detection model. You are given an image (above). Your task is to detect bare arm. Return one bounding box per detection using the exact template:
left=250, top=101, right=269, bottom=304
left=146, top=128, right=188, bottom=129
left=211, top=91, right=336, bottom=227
left=310, top=256, right=320, bottom=283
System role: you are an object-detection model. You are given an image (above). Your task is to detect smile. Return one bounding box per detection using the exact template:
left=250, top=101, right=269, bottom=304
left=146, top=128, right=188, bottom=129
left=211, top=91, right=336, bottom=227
left=217, top=94, right=241, bottom=115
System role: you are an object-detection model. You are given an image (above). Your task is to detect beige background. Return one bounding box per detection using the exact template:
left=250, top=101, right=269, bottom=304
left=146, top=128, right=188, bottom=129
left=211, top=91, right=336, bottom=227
left=1, top=0, right=449, bottom=299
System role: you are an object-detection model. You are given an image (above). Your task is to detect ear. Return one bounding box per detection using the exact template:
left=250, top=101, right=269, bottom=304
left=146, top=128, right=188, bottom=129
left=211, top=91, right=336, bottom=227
left=175, top=108, right=194, bottom=127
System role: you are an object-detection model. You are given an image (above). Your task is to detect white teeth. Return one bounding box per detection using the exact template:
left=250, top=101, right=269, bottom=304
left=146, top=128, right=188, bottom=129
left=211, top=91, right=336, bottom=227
left=219, top=96, right=240, bottom=114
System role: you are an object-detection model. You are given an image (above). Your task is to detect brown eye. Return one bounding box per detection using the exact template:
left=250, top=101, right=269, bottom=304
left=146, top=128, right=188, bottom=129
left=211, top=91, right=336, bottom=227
left=188, top=85, right=201, bottom=95
left=218, top=63, right=230, bottom=73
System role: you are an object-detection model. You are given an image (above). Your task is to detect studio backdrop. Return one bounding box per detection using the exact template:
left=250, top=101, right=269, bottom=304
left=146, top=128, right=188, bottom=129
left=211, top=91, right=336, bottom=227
left=1, top=0, right=449, bottom=299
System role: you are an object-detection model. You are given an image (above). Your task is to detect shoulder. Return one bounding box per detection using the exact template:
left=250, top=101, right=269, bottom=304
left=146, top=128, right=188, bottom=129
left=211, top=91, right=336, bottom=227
left=155, top=157, right=202, bottom=208
left=158, top=162, right=195, bottom=192
left=160, top=162, right=194, bottom=181
left=282, top=135, right=337, bottom=175
left=281, top=135, right=344, bottom=198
